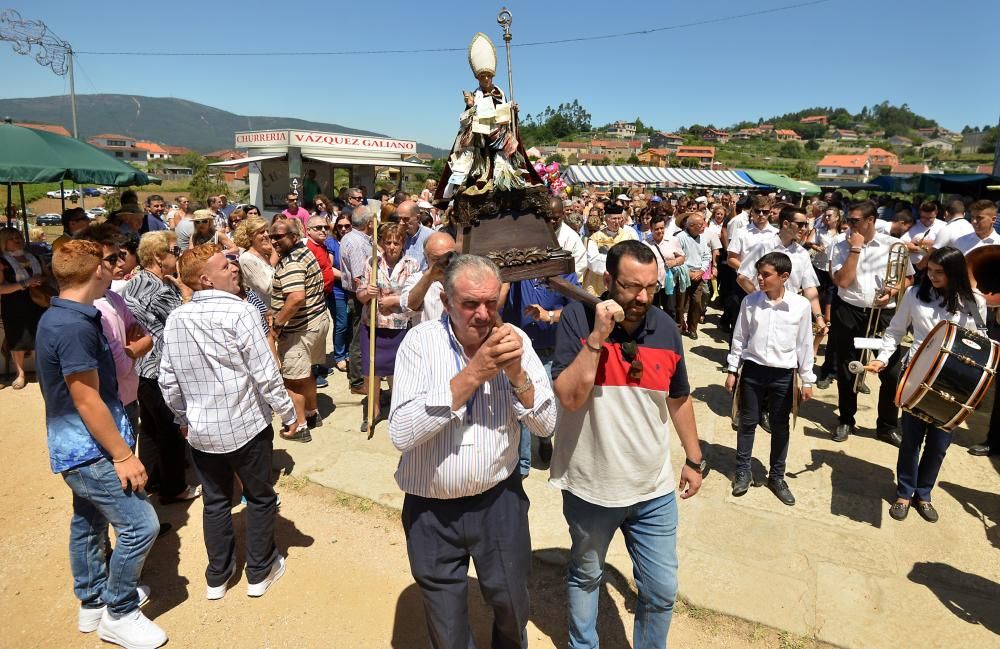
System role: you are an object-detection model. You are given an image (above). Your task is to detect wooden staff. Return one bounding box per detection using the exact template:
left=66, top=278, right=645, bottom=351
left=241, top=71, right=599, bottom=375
left=366, top=208, right=380, bottom=440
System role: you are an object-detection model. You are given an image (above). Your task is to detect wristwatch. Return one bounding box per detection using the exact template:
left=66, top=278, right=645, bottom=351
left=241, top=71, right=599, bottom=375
left=547, top=310, right=555, bottom=323
left=685, top=457, right=707, bottom=474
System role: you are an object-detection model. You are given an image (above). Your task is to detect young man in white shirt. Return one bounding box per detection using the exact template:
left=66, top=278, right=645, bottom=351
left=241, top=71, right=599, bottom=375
left=902, top=201, right=946, bottom=269
left=923, top=199, right=975, bottom=265
left=951, top=200, right=999, bottom=254
left=829, top=201, right=914, bottom=445
left=726, top=251, right=814, bottom=505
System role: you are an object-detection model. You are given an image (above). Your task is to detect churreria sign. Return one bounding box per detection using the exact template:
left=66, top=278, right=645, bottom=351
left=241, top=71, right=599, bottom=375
left=235, top=129, right=416, bottom=155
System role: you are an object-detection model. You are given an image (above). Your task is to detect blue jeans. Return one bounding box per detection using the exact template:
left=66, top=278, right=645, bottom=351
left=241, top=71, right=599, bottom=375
left=518, top=352, right=554, bottom=475
left=563, top=490, right=678, bottom=649
left=62, top=458, right=160, bottom=616
left=896, top=411, right=951, bottom=502
left=328, top=292, right=349, bottom=363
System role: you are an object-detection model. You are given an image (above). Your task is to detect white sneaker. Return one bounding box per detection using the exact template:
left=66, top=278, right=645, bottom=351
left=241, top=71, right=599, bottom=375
left=246, top=555, right=285, bottom=598
left=97, top=608, right=167, bottom=649
left=205, top=563, right=238, bottom=601
left=78, top=585, right=151, bottom=633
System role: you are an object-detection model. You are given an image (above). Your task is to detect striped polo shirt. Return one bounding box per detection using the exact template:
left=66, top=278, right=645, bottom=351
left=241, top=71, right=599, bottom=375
left=550, top=301, right=690, bottom=508
left=271, top=241, right=327, bottom=332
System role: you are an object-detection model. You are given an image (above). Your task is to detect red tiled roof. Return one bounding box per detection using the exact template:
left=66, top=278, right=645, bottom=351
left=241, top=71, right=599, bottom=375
left=890, top=164, right=928, bottom=174
left=817, top=154, right=868, bottom=168
left=205, top=149, right=244, bottom=160
left=800, top=115, right=828, bottom=123
left=161, top=145, right=192, bottom=156
left=865, top=147, right=895, bottom=157
left=578, top=153, right=608, bottom=161
left=90, top=133, right=134, bottom=140
left=676, top=146, right=715, bottom=157
left=557, top=141, right=588, bottom=149
left=774, top=129, right=800, bottom=137
left=135, top=141, right=168, bottom=154
left=15, top=122, right=71, bottom=136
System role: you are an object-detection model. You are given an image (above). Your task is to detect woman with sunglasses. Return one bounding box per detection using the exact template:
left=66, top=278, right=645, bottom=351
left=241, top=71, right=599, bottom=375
left=312, top=194, right=337, bottom=222
left=865, top=247, right=986, bottom=523
left=111, top=235, right=141, bottom=293
left=191, top=209, right=239, bottom=254
left=120, top=230, right=201, bottom=504
left=0, top=227, right=52, bottom=388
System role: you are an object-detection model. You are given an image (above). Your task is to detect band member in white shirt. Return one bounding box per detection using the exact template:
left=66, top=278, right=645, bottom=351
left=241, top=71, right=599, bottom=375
left=921, top=199, right=975, bottom=267
left=864, top=247, right=986, bottom=523
left=726, top=252, right=814, bottom=506
left=901, top=201, right=945, bottom=271
left=829, top=200, right=914, bottom=445
left=723, top=195, right=778, bottom=335
left=951, top=200, right=999, bottom=255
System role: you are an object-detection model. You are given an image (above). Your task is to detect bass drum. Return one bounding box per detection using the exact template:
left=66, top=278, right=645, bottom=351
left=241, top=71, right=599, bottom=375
left=896, top=320, right=999, bottom=431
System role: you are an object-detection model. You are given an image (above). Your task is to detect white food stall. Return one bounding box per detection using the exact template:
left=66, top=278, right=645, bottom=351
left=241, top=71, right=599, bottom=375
left=210, top=129, right=428, bottom=215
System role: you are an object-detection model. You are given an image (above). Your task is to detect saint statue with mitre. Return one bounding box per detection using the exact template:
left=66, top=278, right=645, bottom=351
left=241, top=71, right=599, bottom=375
left=437, top=32, right=543, bottom=203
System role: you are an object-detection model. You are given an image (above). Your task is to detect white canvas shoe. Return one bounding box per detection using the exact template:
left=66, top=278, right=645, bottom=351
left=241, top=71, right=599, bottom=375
left=78, top=585, right=150, bottom=633
left=97, top=608, right=167, bottom=649
left=246, top=555, right=285, bottom=598
left=205, top=563, right=238, bottom=600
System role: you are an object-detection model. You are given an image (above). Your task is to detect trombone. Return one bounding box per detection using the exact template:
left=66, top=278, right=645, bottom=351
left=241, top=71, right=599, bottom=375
left=853, top=242, right=909, bottom=393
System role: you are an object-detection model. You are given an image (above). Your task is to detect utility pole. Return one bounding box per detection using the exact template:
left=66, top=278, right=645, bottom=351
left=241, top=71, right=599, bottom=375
left=993, top=113, right=1000, bottom=178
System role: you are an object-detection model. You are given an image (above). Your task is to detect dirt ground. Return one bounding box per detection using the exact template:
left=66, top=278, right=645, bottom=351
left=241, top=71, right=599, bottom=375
left=0, top=380, right=835, bottom=649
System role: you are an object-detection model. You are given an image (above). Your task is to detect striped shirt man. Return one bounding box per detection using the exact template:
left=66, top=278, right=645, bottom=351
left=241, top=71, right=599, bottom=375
left=270, top=241, right=326, bottom=332
left=388, top=315, right=557, bottom=499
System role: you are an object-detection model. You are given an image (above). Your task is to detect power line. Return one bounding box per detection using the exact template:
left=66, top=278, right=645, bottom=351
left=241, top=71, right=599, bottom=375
left=76, top=0, right=830, bottom=57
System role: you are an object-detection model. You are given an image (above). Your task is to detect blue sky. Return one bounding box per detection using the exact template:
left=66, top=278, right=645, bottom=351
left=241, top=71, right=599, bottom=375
left=3, top=0, right=998, bottom=149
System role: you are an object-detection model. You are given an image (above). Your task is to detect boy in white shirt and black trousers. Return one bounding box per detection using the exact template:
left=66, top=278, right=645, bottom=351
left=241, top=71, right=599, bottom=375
left=726, top=252, right=815, bottom=505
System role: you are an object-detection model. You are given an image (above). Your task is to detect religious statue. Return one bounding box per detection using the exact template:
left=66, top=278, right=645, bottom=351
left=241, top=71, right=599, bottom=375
left=437, top=32, right=543, bottom=203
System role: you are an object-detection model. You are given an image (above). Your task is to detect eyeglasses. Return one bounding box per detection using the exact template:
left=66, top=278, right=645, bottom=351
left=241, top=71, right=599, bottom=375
left=335, top=223, right=352, bottom=230
left=620, top=341, right=644, bottom=382
left=224, top=253, right=240, bottom=264
left=169, top=246, right=181, bottom=257
left=193, top=219, right=211, bottom=224
left=103, top=251, right=125, bottom=264
left=753, top=209, right=770, bottom=215
left=614, top=278, right=662, bottom=296
left=309, top=225, right=329, bottom=232
left=349, top=195, right=363, bottom=201
left=845, top=217, right=863, bottom=226
left=269, top=232, right=289, bottom=240
left=791, top=220, right=809, bottom=228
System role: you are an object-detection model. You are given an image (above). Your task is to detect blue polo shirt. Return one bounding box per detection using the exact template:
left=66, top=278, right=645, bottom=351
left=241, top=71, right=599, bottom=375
left=501, top=274, right=579, bottom=350
left=36, top=297, right=135, bottom=473
left=403, top=225, right=435, bottom=270
left=324, top=237, right=346, bottom=300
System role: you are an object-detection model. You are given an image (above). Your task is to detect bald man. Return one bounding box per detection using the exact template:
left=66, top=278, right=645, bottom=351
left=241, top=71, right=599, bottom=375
left=549, top=197, right=588, bottom=281
left=398, top=200, right=435, bottom=270
left=399, top=232, right=456, bottom=323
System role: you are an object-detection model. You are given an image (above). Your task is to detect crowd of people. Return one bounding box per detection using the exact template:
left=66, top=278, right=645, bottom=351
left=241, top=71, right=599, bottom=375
left=3, top=180, right=998, bottom=649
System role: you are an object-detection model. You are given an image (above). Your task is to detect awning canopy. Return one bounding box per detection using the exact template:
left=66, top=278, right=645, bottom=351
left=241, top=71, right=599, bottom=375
left=742, top=169, right=821, bottom=195
left=208, top=153, right=285, bottom=167
left=0, top=120, right=152, bottom=186
left=561, top=165, right=758, bottom=188
left=304, top=154, right=428, bottom=168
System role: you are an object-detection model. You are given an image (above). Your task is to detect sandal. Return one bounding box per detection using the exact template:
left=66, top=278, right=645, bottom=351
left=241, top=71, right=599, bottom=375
left=914, top=500, right=939, bottom=523
left=889, top=501, right=910, bottom=521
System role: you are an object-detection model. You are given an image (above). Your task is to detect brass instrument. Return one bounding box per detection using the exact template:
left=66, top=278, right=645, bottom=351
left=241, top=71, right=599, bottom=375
left=854, top=242, right=909, bottom=393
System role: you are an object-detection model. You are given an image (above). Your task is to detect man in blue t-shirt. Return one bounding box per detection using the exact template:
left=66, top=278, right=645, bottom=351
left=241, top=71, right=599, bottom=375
left=36, top=240, right=166, bottom=648
left=501, top=272, right=579, bottom=473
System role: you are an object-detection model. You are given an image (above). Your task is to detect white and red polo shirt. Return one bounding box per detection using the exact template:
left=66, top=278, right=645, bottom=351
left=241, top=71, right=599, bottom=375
left=550, top=301, right=690, bottom=508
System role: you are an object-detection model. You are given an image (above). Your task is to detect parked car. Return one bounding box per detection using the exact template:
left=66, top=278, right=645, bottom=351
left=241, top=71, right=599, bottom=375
left=82, top=187, right=102, bottom=197
left=98, top=186, right=116, bottom=195
left=36, top=213, right=62, bottom=226
left=86, top=207, right=107, bottom=218
left=45, top=189, right=80, bottom=199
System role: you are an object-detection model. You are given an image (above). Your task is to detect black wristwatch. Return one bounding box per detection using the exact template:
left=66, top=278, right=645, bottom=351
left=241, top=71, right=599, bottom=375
left=685, top=457, right=707, bottom=474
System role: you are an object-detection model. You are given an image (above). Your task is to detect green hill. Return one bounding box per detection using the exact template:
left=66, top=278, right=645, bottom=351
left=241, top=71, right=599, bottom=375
left=0, top=94, right=448, bottom=157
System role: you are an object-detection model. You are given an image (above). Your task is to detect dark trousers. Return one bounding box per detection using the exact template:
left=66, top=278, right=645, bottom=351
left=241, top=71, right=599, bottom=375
left=190, top=426, right=278, bottom=586
left=137, top=376, right=188, bottom=498
left=896, top=412, right=951, bottom=502
left=985, top=320, right=1000, bottom=452
left=736, top=361, right=794, bottom=479
left=653, top=290, right=677, bottom=321
left=402, top=472, right=531, bottom=649
left=721, top=279, right=746, bottom=335
left=347, top=294, right=363, bottom=389
left=817, top=269, right=838, bottom=377
left=675, top=278, right=705, bottom=333
left=831, top=299, right=901, bottom=432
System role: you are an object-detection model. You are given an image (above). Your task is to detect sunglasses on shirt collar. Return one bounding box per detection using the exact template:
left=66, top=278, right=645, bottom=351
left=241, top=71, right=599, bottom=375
left=620, top=341, right=643, bottom=381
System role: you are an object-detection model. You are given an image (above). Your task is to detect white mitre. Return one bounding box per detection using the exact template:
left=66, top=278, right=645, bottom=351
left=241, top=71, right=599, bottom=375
left=468, top=32, right=497, bottom=77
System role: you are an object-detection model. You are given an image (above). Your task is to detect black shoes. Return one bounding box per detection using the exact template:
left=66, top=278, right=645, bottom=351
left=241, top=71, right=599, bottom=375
left=968, top=444, right=993, bottom=457
left=833, top=424, right=852, bottom=442
left=877, top=429, right=902, bottom=447
left=914, top=500, right=939, bottom=523
left=767, top=478, right=795, bottom=506
left=732, top=470, right=751, bottom=497
left=685, top=330, right=698, bottom=340
left=760, top=411, right=772, bottom=434
left=816, top=374, right=834, bottom=389
left=889, top=501, right=910, bottom=521
left=306, top=411, right=323, bottom=429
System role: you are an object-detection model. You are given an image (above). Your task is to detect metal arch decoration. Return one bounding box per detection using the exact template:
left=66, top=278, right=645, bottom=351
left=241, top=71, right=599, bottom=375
left=0, top=9, right=71, bottom=76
